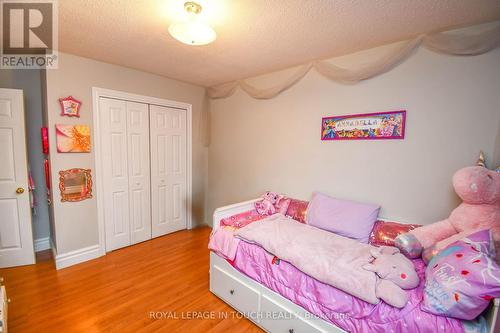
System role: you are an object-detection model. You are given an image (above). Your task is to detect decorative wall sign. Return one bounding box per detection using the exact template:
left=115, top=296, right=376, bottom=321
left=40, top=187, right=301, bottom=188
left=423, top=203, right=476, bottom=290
left=321, top=110, right=406, bottom=141
left=59, top=168, right=93, bottom=202
left=56, top=124, right=91, bottom=153
left=59, top=96, right=82, bottom=117
left=41, top=127, right=49, bottom=154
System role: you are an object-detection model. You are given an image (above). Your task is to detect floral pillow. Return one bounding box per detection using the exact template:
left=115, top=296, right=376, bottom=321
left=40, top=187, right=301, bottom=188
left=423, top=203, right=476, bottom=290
left=369, top=220, right=421, bottom=247
left=422, top=229, right=500, bottom=320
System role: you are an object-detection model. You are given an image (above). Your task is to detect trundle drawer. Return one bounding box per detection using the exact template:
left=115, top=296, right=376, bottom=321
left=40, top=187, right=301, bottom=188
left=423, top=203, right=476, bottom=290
left=260, top=294, right=323, bottom=333
left=211, top=265, right=260, bottom=315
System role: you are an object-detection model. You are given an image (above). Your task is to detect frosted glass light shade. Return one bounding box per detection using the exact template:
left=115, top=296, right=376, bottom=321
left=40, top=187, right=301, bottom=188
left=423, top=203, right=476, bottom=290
left=168, top=20, right=216, bottom=46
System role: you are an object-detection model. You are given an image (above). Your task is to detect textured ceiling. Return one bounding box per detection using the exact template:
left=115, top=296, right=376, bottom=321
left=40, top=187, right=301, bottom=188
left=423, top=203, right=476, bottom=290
left=58, top=0, right=500, bottom=87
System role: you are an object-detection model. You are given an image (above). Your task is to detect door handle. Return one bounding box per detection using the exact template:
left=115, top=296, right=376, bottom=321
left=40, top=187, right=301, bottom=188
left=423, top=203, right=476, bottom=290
left=16, top=187, right=25, bottom=194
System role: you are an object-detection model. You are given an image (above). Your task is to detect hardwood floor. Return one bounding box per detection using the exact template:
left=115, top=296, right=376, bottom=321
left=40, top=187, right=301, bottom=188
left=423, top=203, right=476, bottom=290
left=0, top=227, right=263, bottom=333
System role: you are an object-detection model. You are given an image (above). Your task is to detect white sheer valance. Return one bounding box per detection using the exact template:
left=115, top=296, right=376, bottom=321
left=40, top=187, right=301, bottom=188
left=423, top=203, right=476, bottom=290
left=200, top=22, right=500, bottom=146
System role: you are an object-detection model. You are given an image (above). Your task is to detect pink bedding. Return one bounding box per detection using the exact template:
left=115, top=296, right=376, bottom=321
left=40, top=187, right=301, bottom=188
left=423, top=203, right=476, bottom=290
left=208, top=226, right=240, bottom=260
left=233, top=239, right=467, bottom=333
left=220, top=209, right=267, bottom=228
left=235, top=214, right=414, bottom=306
left=209, top=212, right=485, bottom=332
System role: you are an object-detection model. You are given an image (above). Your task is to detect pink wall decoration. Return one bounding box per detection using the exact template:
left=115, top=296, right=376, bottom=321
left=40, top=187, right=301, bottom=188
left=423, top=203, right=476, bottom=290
left=55, top=124, right=91, bottom=153
left=322, top=110, right=406, bottom=141
left=41, top=127, right=49, bottom=154
left=59, top=96, right=82, bottom=117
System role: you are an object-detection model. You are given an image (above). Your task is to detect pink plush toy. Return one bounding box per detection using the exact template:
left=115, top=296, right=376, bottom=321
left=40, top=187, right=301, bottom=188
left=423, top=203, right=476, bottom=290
left=396, top=164, right=500, bottom=263
left=255, top=191, right=290, bottom=216
left=362, top=246, right=420, bottom=308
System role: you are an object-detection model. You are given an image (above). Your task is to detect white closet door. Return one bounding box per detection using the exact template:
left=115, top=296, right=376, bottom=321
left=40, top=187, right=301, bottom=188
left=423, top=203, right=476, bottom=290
left=126, top=101, right=151, bottom=245
left=100, top=98, right=131, bottom=251
left=150, top=105, right=187, bottom=237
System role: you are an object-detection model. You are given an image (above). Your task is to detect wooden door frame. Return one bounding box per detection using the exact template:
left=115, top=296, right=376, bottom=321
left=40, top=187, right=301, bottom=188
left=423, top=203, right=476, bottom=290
left=92, top=87, right=193, bottom=255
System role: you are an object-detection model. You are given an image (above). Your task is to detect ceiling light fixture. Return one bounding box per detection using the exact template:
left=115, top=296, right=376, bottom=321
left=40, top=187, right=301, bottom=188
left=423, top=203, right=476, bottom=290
left=168, top=1, right=216, bottom=46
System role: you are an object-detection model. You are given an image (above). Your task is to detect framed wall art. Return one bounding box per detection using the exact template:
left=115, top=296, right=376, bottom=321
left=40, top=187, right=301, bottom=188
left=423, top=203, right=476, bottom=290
left=56, top=124, right=91, bottom=153
left=59, top=168, right=93, bottom=202
left=321, top=110, right=406, bottom=141
left=59, top=96, right=82, bottom=117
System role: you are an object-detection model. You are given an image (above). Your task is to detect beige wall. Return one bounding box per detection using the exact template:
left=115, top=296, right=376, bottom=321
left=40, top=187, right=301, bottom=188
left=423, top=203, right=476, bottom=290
left=45, top=52, right=207, bottom=255
left=208, top=46, right=500, bottom=225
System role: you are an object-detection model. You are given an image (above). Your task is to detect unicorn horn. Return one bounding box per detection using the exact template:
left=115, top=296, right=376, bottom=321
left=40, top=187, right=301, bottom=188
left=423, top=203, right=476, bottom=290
left=476, top=151, right=486, bottom=167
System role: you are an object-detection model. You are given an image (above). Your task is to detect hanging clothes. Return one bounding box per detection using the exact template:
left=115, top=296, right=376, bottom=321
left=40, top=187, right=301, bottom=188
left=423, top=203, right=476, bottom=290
left=28, top=166, right=37, bottom=214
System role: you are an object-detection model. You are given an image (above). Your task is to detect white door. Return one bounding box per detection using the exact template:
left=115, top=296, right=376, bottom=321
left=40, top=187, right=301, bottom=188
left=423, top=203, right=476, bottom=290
left=150, top=105, right=187, bottom=237
left=100, top=98, right=130, bottom=251
left=100, top=98, right=151, bottom=252
left=0, top=89, right=35, bottom=268
left=126, top=101, right=151, bottom=245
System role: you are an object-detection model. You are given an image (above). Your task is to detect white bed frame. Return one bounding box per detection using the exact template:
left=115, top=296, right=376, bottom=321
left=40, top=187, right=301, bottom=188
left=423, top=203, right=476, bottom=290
left=209, top=199, right=500, bottom=333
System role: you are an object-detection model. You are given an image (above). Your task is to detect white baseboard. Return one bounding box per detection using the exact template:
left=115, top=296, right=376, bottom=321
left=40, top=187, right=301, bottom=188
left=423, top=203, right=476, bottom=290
left=55, top=245, right=102, bottom=270
left=34, top=237, right=51, bottom=252
left=50, top=239, right=57, bottom=259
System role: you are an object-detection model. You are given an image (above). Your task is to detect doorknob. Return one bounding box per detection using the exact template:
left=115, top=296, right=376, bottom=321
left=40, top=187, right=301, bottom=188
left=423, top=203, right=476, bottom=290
left=16, top=187, right=25, bottom=194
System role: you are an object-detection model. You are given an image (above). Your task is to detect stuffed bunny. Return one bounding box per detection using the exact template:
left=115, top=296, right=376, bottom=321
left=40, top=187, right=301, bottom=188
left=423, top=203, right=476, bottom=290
left=255, top=191, right=290, bottom=215
left=395, top=164, right=500, bottom=263
left=362, top=246, right=420, bottom=308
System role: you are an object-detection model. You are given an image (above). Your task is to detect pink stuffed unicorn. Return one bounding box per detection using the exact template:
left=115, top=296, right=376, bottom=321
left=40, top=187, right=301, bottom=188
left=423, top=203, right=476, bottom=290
left=255, top=191, right=290, bottom=216
left=396, top=161, right=500, bottom=263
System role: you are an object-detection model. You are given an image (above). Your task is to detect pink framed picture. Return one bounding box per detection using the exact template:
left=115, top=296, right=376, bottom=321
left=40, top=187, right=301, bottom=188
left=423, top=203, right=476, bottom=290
left=55, top=124, right=91, bottom=153
left=321, top=110, right=406, bottom=141
left=59, top=96, right=82, bottom=117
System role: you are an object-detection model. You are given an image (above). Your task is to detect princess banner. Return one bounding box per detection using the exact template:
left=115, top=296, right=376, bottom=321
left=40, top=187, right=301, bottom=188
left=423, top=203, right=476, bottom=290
left=321, top=110, right=406, bottom=141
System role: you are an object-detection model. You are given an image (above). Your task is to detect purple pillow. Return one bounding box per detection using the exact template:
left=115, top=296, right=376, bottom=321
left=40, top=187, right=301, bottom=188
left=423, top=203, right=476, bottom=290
left=305, top=192, right=380, bottom=243
left=422, top=229, right=500, bottom=320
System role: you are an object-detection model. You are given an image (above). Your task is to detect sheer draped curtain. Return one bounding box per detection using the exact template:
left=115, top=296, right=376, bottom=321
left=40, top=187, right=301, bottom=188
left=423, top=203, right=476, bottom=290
left=200, top=22, right=500, bottom=146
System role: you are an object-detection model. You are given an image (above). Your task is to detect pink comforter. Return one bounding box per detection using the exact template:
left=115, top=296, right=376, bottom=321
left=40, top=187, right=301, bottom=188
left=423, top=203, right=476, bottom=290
left=208, top=226, right=240, bottom=260
left=209, top=213, right=482, bottom=332
left=235, top=214, right=385, bottom=305
left=233, top=240, right=467, bottom=333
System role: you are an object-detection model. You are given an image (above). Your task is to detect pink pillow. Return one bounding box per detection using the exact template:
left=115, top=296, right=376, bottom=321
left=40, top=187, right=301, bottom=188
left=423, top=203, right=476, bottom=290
left=285, top=198, right=309, bottom=223
left=220, top=209, right=268, bottom=229
left=422, top=229, right=500, bottom=320
left=306, top=192, right=380, bottom=243
left=369, top=220, right=422, bottom=247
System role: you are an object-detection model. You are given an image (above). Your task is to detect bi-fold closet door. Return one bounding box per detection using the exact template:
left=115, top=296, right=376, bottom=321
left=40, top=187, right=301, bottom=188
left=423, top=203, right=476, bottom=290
left=99, top=98, right=187, bottom=252
left=150, top=105, right=187, bottom=237
left=100, top=98, right=151, bottom=252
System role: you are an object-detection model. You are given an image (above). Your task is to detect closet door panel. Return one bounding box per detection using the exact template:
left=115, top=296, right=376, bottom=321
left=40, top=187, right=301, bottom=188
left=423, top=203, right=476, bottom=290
left=150, top=105, right=187, bottom=237
left=99, top=98, right=131, bottom=251
left=169, top=110, right=187, bottom=230
left=126, top=101, right=151, bottom=245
